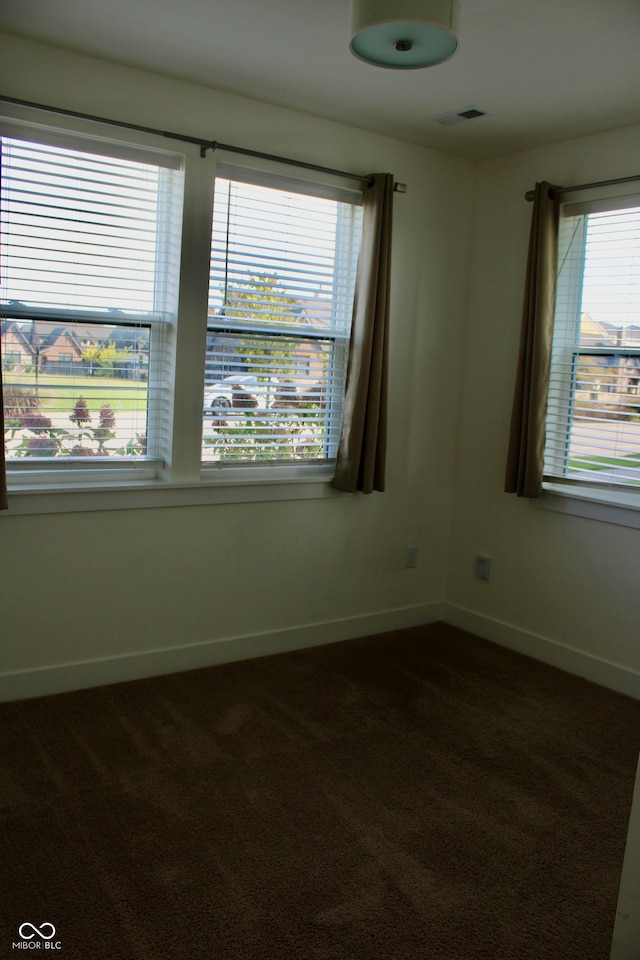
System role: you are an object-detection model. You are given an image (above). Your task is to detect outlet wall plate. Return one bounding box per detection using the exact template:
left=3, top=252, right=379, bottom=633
left=405, top=546, right=418, bottom=569
left=474, top=554, right=491, bottom=580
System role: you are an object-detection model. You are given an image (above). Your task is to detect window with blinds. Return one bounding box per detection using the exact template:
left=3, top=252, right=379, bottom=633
left=202, top=172, right=363, bottom=468
left=544, top=198, right=640, bottom=496
left=1, top=133, right=183, bottom=477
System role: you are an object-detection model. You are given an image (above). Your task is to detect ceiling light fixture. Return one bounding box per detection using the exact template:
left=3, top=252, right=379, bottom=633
left=349, top=0, right=460, bottom=69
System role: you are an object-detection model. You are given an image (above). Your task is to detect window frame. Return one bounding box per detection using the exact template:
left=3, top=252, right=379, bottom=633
left=201, top=163, right=363, bottom=475
left=1, top=121, right=185, bottom=486
left=0, top=109, right=361, bottom=515
left=541, top=188, right=640, bottom=520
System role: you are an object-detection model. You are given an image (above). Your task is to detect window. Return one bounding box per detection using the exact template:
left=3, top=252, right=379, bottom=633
left=1, top=130, right=183, bottom=484
left=202, top=170, right=362, bottom=470
left=1, top=120, right=365, bottom=504
left=544, top=196, right=640, bottom=504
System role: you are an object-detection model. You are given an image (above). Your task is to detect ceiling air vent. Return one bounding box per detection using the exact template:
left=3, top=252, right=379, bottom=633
left=435, top=106, right=487, bottom=127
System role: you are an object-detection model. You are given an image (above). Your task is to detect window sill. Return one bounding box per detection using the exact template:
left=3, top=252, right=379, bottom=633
left=536, top=481, right=640, bottom=530
left=3, top=465, right=343, bottom=516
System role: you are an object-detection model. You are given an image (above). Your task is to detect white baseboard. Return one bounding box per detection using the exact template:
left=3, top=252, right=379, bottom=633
left=0, top=602, right=444, bottom=702
left=6, top=601, right=638, bottom=704
left=443, top=602, right=640, bottom=700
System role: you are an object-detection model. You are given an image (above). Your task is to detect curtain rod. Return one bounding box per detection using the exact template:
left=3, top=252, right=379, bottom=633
left=525, top=173, right=640, bottom=202
left=0, top=94, right=407, bottom=191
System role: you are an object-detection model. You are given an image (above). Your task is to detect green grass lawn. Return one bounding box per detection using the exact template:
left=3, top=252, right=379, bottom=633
left=5, top=372, right=148, bottom=415
left=569, top=454, right=640, bottom=470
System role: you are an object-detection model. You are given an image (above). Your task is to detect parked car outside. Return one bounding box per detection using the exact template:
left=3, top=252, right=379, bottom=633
left=203, top=375, right=274, bottom=413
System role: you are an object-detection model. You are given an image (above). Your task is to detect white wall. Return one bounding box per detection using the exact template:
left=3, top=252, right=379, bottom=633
left=0, top=33, right=475, bottom=698
left=446, top=124, right=640, bottom=697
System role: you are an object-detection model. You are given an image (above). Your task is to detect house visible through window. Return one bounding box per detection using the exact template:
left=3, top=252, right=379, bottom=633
left=544, top=197, right=640, bottom=500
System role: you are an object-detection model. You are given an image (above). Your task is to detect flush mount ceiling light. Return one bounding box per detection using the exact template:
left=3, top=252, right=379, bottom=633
left=350, top=0, right=460, bottom=69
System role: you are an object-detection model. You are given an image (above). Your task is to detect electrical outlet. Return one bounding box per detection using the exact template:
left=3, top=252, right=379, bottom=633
left=474, top=554, right=491, bottom=581
left=405, top=546, right=418, bottom=569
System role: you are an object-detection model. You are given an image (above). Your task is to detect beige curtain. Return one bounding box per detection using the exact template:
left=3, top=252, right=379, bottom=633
left=331, top=172, right=393, bottom=494
left=505, top=181, right=560, bottom=498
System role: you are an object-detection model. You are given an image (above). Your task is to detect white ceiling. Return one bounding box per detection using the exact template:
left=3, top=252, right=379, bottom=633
left=1, top=0, right=639, bottom=159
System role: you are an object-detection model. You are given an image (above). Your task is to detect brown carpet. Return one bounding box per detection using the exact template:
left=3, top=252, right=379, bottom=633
left=1, top=622, right=639, bottom=960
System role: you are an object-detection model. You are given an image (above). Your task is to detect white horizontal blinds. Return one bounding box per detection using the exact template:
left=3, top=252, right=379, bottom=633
left=202, top=333, right=347, bottom=462
left=1, top=135, right=183, bottom=465
left=545, top=202, right=640, bottom=489
left=0, top=137, right=182, bottom=315
left=203, top=175, right=362, bottom=464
